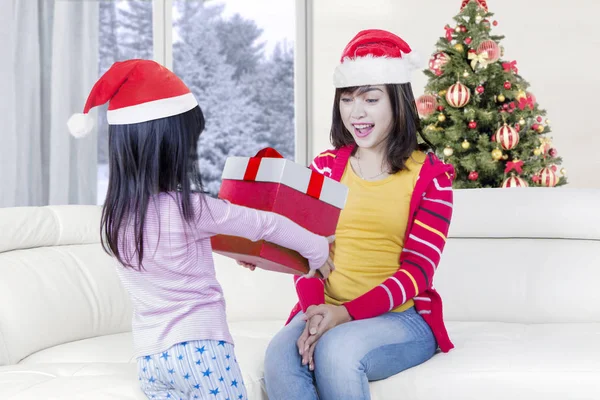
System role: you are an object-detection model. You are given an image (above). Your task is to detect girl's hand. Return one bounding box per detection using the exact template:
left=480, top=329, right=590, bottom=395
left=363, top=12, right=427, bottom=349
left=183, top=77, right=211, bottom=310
left=301, top=304, right=352, bottom=349
left=297, top=308, right=324, bottom=371
left=236, top=260, right=256, bottom=271
left=304, top=235, right=335, bottom=279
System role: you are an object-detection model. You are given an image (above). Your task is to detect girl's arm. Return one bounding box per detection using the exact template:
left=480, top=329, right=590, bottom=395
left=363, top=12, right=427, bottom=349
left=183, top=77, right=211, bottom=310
left=198, top=194, right=329, bottom=271
left=343, top=172, right=454, bottom=320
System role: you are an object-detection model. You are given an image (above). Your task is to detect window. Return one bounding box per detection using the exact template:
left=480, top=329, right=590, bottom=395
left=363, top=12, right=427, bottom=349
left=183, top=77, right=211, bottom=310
left=97, top=0, right=299, bottom=202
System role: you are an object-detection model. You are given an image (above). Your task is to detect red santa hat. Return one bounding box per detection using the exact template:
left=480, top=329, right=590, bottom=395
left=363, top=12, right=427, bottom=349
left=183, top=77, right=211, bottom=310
left=67, top=59, right=198, bottom=138
left=333, top=29, right=421, bottom=88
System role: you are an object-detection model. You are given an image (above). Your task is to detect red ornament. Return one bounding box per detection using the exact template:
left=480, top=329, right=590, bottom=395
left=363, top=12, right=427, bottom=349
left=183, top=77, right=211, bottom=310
left=504, top=81, right=512, bottom=90
left=532, top=123, right=540, bottom=131
left=502, top=175, right=528, bottom=188
left=551, top=165, right=558, bottom=172
left=549, top=148, right=558, bottom=157
left=465, top=37, right=472, bottom=45
left=495, top=124, right=520, bottom=150
left=503, top=104, right=509, bottom=110
left=460, top=25, right=467, bottom=33
left=460, top=0, right=489, bottom=11
left=468, top=120, right=477, bottom=129
left=514, top=123, right=521, bottom=132
left=490, top=133, right=496, bottom=142
left=493, top=20, right=498, bottom=26
left=437, top=105, right=445, bottom=111
left=477, top=40, right=500, bottom=62
left=538, top=167, right=558, bottom=187
left=468, top=171, right=479, bottom=181
left=476, top=85, right=484, bottom=94
left=446, top=82, right=471, bottom=108
left=509, top=102, right=516, bottom=109
left=416, top=94, right=438, bottom=117
left=429, top=52, right=450, bottom=76
left=537, top=116, right=543, bottom=122
left=532, top=175, right=540, bottom=183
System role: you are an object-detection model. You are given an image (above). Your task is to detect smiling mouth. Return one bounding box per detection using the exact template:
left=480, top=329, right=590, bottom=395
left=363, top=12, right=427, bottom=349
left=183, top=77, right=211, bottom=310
left=353, top=123, right=374, bottom=138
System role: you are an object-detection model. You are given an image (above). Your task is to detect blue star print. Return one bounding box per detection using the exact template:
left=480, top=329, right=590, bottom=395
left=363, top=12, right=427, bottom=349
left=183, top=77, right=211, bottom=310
left=209, top=388, right=220, bottom=396
left=203, top=368, right=212, bottom=377
left=144, top=355, right=151, bottom=361
left=168, top=368, right=176, bottom=375
left=166, top=394, right=171, bottom=399
left=183, top=373, right=191, bottom=380
left=239, top=395, right=244, bottom=399
left=231, top=379, right=238, bottom=387
left=219, top=376, right=224, bottom=382
left=181, top=342, right=188, bottom=347
left=161, top=352, right=170, bottom=360
left=196, top=346, right=206, bottom=354
left=178, top=354, right=184, bottom=360
left=148, top=376, right=156, bottom=383
left=226, top=354, right=231, bottom=359
left=194, top=384, right=200, bottom=390
left=196, top=360, right=201, bottom=365
left=218, top=341, right=226, bottom=347
left=226, top=366, right=231, bottom=371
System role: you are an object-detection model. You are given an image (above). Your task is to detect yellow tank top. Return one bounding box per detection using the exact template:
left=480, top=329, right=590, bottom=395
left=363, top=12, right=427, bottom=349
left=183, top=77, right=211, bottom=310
left=325, top=151, right=426, bottom=313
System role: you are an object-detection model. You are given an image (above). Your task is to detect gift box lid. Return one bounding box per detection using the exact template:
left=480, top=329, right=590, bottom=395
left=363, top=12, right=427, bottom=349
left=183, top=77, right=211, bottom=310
left=221, top=152, right=348, bottom=210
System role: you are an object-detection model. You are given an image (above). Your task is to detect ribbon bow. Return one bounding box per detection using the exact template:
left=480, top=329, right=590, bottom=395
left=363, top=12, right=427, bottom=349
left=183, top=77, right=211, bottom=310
left=444, top=25, right=454, bottom=42
left=518, top=96, right=534, bottom=110
left=468, top=50, right=490, bottom=70
left=502, top=61, right=518, bottom=74
left=254, top=147, right=283, bottom=158
left=504, top=160, right=524, bottom=174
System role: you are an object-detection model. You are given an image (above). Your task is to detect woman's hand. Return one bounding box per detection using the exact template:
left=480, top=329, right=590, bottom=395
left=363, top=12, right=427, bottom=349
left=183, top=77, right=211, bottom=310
left=297, top=309, right=324, bottom=371
left=301, top=304, right=352, bottom=350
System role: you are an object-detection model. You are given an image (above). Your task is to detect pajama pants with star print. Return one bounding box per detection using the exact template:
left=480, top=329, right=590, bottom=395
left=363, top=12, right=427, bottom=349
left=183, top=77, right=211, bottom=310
left=138, top=340, right=247, bottom=400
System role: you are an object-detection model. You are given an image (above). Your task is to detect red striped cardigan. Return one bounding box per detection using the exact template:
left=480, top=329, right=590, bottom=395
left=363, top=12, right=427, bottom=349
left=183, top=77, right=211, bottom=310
left=286, top=144, right=456, bottom=352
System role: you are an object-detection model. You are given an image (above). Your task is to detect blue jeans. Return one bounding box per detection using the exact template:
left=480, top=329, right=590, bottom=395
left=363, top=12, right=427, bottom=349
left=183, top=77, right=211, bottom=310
left=264, top=307, right=437, bottom=400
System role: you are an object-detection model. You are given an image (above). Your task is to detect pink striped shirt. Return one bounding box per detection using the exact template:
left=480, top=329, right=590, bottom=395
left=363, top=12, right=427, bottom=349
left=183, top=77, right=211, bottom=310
left=115, top=192, right=329, bottom=358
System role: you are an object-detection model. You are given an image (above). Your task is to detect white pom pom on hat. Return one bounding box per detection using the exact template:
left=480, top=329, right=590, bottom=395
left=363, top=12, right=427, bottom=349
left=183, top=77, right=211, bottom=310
left=67, top=59, right=198, bottom=138
left=67, top=113, right=95, bottom=138
left=333, top=29, right=422, bottom=88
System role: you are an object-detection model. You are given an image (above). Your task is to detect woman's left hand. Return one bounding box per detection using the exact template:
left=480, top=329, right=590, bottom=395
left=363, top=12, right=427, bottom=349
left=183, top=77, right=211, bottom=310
left=302, top=304, right=352, bottom=348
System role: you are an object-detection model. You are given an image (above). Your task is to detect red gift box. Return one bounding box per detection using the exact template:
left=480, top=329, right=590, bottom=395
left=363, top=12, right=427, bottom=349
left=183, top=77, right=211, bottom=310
left=210, top=148, right=348, bottom=275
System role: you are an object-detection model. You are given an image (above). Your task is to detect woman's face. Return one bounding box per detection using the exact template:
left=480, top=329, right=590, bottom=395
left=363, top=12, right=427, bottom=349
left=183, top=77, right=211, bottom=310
left=339, top=85, right=393, bottom=151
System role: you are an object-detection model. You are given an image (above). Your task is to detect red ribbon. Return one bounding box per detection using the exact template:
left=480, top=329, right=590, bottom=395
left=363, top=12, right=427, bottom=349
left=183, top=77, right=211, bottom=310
left=502, top=61, right=518, bottom=74
left=504, top=160, right=524, bottom=174
left=518, top=96, right=534, bottom=111
left=243, top=147, right=324, bottom=200
left=444, top=25, right=454, bottom=41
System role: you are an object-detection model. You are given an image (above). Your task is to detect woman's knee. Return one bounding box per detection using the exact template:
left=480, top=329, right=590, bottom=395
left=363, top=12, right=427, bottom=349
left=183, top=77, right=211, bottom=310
left=264, top=322, right=303, bottom=375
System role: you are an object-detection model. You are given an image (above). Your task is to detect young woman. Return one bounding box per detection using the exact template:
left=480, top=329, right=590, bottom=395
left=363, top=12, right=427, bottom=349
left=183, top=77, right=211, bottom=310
left=262, top=29, right=455, bottom=400
left=67, top=59, right=334, bottom=399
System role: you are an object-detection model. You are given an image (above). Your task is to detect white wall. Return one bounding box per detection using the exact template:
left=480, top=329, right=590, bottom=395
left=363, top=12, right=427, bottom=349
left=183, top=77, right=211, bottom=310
left=308, top=0, right=600, bottom=188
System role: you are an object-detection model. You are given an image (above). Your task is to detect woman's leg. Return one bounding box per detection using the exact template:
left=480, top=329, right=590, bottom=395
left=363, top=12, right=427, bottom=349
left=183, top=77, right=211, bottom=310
left=264, top=313, right=319, bottom=400
left=313, top=307, right=437, bottom=400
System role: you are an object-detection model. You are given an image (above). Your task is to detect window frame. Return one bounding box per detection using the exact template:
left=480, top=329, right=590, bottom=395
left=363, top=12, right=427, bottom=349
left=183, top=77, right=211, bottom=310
left=150, top=0, right=309, bottom=165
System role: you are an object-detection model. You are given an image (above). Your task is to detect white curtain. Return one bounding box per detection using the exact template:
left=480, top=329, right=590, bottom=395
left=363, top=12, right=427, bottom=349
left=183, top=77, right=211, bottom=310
left=0, top=0, right=98, bottom=207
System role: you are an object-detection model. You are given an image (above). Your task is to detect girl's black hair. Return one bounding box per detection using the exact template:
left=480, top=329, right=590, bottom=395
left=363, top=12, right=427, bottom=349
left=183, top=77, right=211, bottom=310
left=100, top=105, right=205, bottom=270
left=330, top=83, right=434, bottom=173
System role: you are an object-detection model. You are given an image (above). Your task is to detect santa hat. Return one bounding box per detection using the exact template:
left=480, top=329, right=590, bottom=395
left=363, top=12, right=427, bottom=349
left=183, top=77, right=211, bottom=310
left=67, top=59, right=198, bottom=138
left=333, top=29, right=421, bottom=88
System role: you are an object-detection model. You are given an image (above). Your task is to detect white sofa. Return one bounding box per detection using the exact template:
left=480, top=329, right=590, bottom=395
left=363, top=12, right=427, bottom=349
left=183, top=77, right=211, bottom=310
left=1, top=188, right=599, bottom=400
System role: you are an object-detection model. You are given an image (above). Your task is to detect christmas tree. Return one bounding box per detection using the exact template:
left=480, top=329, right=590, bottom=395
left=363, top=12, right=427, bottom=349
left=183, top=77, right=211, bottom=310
left=418, top=0, right=567, bottom=188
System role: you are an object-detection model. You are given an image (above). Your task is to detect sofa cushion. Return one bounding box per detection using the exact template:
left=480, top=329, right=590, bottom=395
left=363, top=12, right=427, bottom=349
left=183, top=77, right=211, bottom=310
left=6, top=320, right=600, bottom=400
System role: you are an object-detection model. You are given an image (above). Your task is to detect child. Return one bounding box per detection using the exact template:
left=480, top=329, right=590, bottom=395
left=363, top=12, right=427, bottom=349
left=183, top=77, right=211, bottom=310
left=67, top=59, right=333, bottom=400
left=263, top=29, right=455, bottom=400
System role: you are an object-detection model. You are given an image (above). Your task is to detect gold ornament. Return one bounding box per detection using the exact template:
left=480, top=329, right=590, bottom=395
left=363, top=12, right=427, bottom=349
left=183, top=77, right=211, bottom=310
left=491, top=148, right=503, bottom=160
left=455, top=26, right=461, bottom=33
left=519, top=118, right=526, bottom=125
left=560, top=168, right=567, bottom=176
left=536, top=125, right=545, bottom=133
left=438, top=90, right=447, bottom=96
left=463, top=71, right=470, bottom=77
left=443, top=146, right=454, bottom=157
left=475, top=15, right=483, bottom=23
left=461, top=140, right=470, bottom=149
left=546, top=119, right=551, bottom=125
left=454, top=43, right=465, bottom=53
left=533, top=148, right=542, bottom=156
left=516, top=90, right=527, bottom=100
left=502, top=154, right=509, bottom=160
left=497, top=94, right=506, bottom=102
left=438, top=114, right=446, bottom=122
left=500, top=46, right=505, bottom=57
